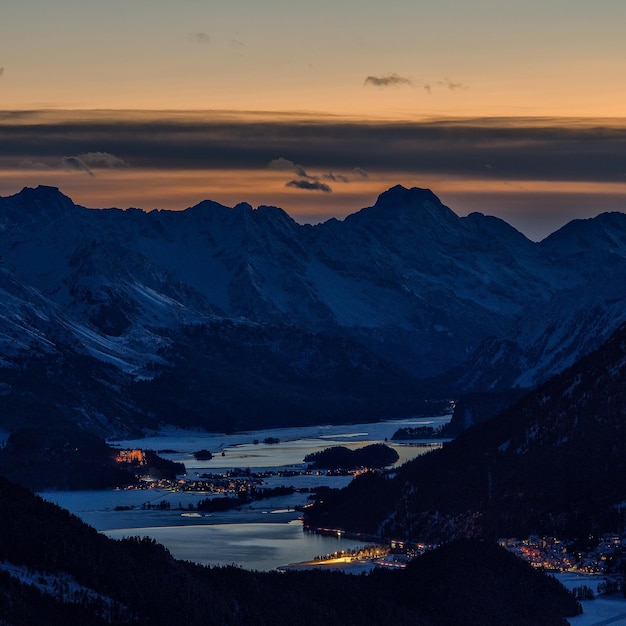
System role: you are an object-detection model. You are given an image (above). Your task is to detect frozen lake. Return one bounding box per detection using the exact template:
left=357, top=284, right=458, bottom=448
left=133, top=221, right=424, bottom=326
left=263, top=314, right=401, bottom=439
left=41, top=415, right=449, bottom=571
left=104, top=520, right=366, bottom=572
left=109, top=415, right=451, bottom=472
left=555, top=573, right=626, bottom=625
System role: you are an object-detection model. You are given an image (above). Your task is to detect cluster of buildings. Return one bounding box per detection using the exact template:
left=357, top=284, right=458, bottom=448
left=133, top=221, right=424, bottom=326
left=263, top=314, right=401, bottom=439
left=498, top=535, right=623, bottom=574
left=114, top=449, right=146, bottom=465
left=116, top=464, right=358, bottom=495
left=309, top=533, right=625, bottom=575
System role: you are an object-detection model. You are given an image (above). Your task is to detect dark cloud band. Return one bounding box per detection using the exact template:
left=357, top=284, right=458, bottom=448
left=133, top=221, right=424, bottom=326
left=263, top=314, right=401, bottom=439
left=1, top=111, right=626, bottom=184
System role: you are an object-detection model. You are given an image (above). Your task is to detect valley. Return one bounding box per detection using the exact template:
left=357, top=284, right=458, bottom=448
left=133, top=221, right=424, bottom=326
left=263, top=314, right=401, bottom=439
left=3, top=0, right=626, bottom=619
left=1, top=184, right=626, bottom=623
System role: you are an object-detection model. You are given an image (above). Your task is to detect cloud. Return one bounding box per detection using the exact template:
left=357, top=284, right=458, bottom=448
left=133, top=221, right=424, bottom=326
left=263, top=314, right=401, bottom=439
left=286, top=179, right=332, bottom=193
left=189, top=32, right=210, bottom=44
left=364, top=73, right=413, bottom=87
left=363, top=74, right=467, bottom=92
left=18, top=159, right=51, bottom=170
left=323, top=172, right=349, bottom=183
left=59, top=152, right=128, bottom=176
left=272, top=158, right=358, bottom=186
left=17, top=152, right=126, bottom=174
left=439, top=78, right=467, bottom=91
left=0, top=68, right=3, bottom=77
left=77, top=151, right=128, bottom=168
left=268, top=157, right=311, bottom=178
left=61, top=156, right=94, bottom=176
left=268, top=157, right=297, bottom=171
left=268, top=156, right=357, bottom=187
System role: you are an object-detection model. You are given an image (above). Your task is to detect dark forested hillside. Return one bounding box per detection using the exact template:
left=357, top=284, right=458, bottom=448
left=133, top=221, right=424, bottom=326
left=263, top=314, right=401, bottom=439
left=129, top=321, right=434, bottom=432
left=0, top=477, right=578, bottom=625
left=0, top=427, right=184, bottom=491
left=304, top=443, right=399, bottom=469
left=306, top=322, right=626, bottom=543
left=0, top=427, right=134, bottom=491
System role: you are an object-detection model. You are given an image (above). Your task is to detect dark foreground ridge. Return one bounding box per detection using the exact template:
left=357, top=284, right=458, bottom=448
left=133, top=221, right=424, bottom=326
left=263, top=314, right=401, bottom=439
left=0, top=476, right=578, bottom=625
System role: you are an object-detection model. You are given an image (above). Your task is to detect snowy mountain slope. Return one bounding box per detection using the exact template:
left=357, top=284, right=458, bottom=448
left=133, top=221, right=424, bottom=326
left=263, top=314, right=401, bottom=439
left=308, top=186, right=579, bottom=374
left=0, top=267, right=60, bottom=361
left=1, top=184, right=557, bottom=379
left=540, top=210, right=626, bottom=258
left=443, top=291, right=626, bottom=392
left=445, top=210, right=626, bottom=392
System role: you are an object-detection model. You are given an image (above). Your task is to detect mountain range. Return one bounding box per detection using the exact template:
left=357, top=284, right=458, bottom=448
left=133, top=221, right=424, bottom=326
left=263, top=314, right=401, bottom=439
left=1, top=184, right=625, bottom=435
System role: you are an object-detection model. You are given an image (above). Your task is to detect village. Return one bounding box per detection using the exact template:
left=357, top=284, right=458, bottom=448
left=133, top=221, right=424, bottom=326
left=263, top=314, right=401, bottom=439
left=499, top=534, right=624, bottom=578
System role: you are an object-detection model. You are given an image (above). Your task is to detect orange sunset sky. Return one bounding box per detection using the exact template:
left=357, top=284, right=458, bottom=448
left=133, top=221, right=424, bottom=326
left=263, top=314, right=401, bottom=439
left=1, top=0, right=625, bottom=240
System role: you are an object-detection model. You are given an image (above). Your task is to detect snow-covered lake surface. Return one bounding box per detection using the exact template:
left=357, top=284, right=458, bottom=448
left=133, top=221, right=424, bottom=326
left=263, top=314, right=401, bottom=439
left=109, top=416, right=451, bottom=471
left=105, top=520, right=366, bottom=572
left=555, top=573, right=626, bottom=625
left=41, top=415, right=449, bottom=571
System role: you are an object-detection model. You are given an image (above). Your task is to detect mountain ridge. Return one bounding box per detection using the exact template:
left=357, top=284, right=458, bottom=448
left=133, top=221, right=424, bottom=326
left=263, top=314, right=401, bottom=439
left=0, top=184, right=625, bottom=434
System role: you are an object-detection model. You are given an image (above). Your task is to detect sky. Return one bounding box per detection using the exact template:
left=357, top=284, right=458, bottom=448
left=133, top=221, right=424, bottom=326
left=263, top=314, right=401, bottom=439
left=1, top=0, right=626, bottom=240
